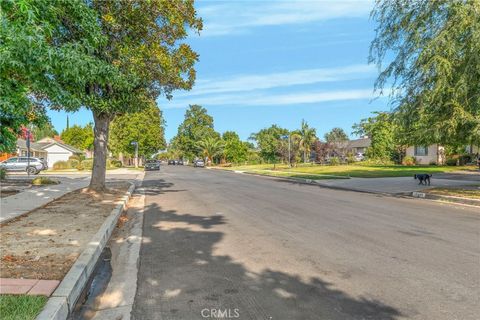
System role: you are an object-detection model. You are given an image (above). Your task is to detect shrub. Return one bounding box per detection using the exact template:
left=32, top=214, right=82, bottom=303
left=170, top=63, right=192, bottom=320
left=446, top=158, right=458, bottom=166
left=107, top=159, right=122, bottom=168
left=77, top=162, right=85, bottom=171
left=81, top=159, right=93, bottom=170
left=52, top=160, right=69, bottom=170
left=329, top=157, right=340, bottom=166
left=67, top=159, right=79, bottom=169
left=402, top=156, right=416, bottom=166
left=346, top=155, right=356, bottom=164
left=0, top=168, right=6, bottom=180
left=429, top=160, right=437, bottom=166
left=68, top=155, right=80, bottom=161
left=32, top=177, right=59, bottom=185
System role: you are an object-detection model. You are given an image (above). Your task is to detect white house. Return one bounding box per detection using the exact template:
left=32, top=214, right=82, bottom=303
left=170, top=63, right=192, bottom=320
left=35, top=137, right=83, bottom=166
left=406, top=144, right=445, bottom=165
left=15, top=137, right=83, bottom=168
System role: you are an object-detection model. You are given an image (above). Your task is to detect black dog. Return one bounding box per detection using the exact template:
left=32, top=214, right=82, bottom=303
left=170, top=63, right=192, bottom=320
left=414, top=174, right=432, bottom=185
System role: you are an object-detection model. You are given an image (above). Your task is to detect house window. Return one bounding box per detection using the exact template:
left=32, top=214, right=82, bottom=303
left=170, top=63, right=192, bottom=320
left=414, top=146, right=428, bottom=156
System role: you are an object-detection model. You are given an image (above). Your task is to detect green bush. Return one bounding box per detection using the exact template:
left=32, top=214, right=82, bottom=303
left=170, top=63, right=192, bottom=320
left=32, top=177, right=59, bottom=185
left=446, top=158, right=458, bottom=166
left=77, top=162, right=85, bottom=170
left=429, top=160, right=437, bottom=165
left=81, top=159, right=93, bottom=170
left=107, top=159, right=122, bottom=168
left=329, top=157, right=340, bottom=166
left=67, top=159, right=79, bottom=169
left=0, top=168, right=6, bottom=180
left=68, top=155, right=80, bottom=161
left=52, top=160, right=69, bottom=170
left=346, top=155, right=356, bottom=164
left=402, top=156, right=416, bottom=166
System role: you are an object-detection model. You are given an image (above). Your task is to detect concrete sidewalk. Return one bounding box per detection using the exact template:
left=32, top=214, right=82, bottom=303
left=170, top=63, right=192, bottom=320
left=313, top=176, right=479, bottom=194
left=0, top=177, right=89, bottom=224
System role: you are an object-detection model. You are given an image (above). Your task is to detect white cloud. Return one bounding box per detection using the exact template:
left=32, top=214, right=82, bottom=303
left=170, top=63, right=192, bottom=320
left=162, top=88, right=376, bottom=109
left=198, top=0, right=373, bottom=36
left=178, top=64, right=375, bottom=96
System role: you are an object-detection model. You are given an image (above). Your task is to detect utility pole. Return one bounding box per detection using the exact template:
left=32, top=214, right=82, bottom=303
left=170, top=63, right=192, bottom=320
left=131, top=141, right=139, bottom=168
left=282, top=134, right=291, bottom=168
left=26, top=127, right=31, bottom=176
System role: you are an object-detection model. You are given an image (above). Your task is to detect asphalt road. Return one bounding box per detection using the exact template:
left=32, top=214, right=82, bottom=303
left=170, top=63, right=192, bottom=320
left=132, top=166, right=479, bottom=320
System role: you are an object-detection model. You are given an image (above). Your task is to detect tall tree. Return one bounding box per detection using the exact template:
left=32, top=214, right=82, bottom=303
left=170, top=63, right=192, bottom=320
left=197, top=136, right=224, bottom=164
left=353, top=112, right=398, bottom=162
left=250, top=125, right=288, bottom=166
left=1, top=0, right=202, bottom=191
left=222, top=131, right=249, bottom=164
left=298, top=120, right=317, bottom=163
left=32, top=122, right=58, bottom=141
left=0, top=1, right=98, bottom=153
left=109, top=104, right=166, bottom=159
left=370, top=0, right=480, bottom=146
left=171, top=105, right=218, bottom=159
left=61, top=124, right=94, bottom=151
left=324, top=128, right=348, bottom=144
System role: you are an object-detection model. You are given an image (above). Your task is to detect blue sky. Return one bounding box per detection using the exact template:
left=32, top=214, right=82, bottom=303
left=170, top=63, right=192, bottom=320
left=48, top=0, right=389, bottom=141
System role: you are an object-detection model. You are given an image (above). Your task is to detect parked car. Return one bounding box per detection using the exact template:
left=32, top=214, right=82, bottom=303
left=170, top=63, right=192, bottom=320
left=0, top=157, right=44, bottom=174
left=168, top=160, right=176, bottom=165
left=177, top=159, right=184, bottom=165
left=354, top=153, right=365, bottom=162
left=144, top=159, right=161, bottom=171
left=194, top=160, right=205, bottom=168
left=39, top=157, right=48, bottom=170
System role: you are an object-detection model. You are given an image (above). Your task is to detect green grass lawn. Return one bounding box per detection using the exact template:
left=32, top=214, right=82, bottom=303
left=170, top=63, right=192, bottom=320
left=427, top=186, right=480, bottom=199
left=221, top=163, right=475, bottom=178
left=0, top=295, right=47, bottom=320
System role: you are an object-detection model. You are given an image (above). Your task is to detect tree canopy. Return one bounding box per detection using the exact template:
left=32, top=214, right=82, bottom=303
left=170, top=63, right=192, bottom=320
left=1, top=0, right=202, bottom=190
left=61, top=124, right=94, bottom=151
left=222, top=131, right=249, bottom=164
left=370, top=0, right=480, bottom=146
left=324, top=127, right=348, bottom=144
left=171, top=105, right=219, bottom=159
left=109, top=105, right=166, bottom=158
left=353, top=112, right=397, bottom=161
left=250, top=125, right=288, bottom=163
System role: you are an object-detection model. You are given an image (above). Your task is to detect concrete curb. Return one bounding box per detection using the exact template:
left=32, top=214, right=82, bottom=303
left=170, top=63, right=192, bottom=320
left=411, top=191, right=480, bottom=207
left=36, top=182, right=136, bottom=320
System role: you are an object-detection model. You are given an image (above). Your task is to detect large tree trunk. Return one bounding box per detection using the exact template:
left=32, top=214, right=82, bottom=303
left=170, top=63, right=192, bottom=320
left=89, top=111, right=111, bottom=192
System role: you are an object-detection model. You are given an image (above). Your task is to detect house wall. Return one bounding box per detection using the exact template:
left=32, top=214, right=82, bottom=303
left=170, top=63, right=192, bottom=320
left=43, top=144, right=73, bottom=167
left=406, top=144, right=445, bottom=165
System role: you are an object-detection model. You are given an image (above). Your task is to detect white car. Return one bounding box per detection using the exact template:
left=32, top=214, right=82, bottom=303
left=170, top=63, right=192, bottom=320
left=0, top=157, right=44, bottom=174
left=354, top=153, right=365, bottom=161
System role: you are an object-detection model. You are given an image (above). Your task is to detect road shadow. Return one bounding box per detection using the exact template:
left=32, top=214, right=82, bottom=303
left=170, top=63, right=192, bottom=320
left=132, top=181, right=402, bottom=320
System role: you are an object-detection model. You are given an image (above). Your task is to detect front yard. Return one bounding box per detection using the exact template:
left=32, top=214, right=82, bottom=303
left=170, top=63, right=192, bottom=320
left=427, top=185, right=480, bottom=199
left=220, top=163, right=476, bottom=178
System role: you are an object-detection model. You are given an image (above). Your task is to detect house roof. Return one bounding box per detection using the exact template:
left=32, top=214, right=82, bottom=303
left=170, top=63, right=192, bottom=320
left=347, top=138, right=371, bottom=149
left=16, top=139, right=47, bottom=153
left=39, top=141, right=83, bottom=154
left=17, top=138, right=83, bottom=154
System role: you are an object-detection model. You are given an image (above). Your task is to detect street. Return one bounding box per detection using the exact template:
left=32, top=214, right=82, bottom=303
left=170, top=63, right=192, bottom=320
left=132, top=166, right=479, bottom=320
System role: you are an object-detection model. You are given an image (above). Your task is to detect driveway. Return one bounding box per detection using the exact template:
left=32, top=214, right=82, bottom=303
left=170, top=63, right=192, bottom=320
left=132, top=166, right=479, bottom=320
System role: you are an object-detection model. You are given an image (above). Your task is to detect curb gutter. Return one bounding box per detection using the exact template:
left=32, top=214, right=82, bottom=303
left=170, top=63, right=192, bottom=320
left=411, top=191, right=480, bottom=207
left=36, top=182, right=136, bottom=320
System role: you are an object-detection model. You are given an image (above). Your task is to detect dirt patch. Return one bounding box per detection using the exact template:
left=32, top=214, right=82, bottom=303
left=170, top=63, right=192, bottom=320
left=0, top=190, right=19, bottom=198
left=0, top=182, right=130, bottom=280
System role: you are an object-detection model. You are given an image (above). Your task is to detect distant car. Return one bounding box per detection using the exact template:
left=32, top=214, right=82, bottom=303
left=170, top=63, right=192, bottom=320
left=168, top=160, right=176, bottom=165
left=194, top=160, right=205, bottom=168
left=354, top=153, right=365, bottom=162
left=0, top=157, right=44, bottom=174
left=177, top=160, right=184, bottom=165
left=144, top=160, right=161, bottom=171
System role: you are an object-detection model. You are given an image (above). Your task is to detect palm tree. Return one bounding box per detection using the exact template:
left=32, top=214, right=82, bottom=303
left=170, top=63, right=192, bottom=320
left=299, top=120, right=316, bottom=163
left=196, top=136, right=224, bottom=164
